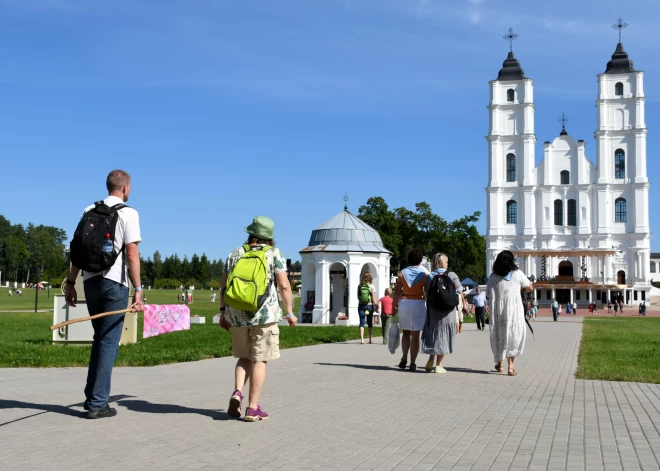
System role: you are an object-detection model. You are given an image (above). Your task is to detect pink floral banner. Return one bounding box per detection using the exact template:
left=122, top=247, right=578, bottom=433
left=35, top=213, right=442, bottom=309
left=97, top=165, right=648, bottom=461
left=142, top=304, right=191, bottom=339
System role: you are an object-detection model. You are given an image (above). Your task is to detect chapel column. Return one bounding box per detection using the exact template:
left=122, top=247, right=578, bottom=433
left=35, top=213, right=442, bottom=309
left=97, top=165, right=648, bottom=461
left=607, top=288, right=611, bottom=303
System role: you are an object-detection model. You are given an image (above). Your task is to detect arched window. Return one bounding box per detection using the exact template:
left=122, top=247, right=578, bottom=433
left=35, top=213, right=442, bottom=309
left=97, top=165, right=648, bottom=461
left=506, top=153, right=516, bottom=182
left=651, top=261, right=657, bottom=273
left=560, top=170, right=569, bottom=185
left=615, top=198, right=627, bottom=223
left=506, top=200, right=517, bottom=224
left=567, top=199, right=577, bottom=226
left=615, top=149, right=625, bottom=179
left=615, top=82, right=624, bottom=96
left=507, top=89, right=515, bottom=102
left=554, top=199, right=563, bottom=226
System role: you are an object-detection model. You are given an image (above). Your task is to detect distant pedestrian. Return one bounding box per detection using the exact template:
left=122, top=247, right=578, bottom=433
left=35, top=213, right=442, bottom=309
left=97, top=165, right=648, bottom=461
left=211, top=292, right=217, bottom=303
left=607, top=300, right=612, bottom=313
left=566, top=303, right=571, bottom=315
left=7, top=289, right=11, bottom=296
left=525, top=301, right=531, bottom=320
left=219, top=216, right=297, bottom=422
left=379, top=288, right=394, bottom=345
left=589, top=303, right=594, bottom=315
left=472, top=287, right=487, bottom=331
left=613, top=302, right=618, bottom=316
left=639, top=302, right=647, bottom=316
left=551, top=298, right=559, bottom=321
left=357, top=272, right=378, bottom=344
left=618, top=300, right=624, bottom=314
left=177, top=293, right=181, bottom=302
left=65, top=169, right=142, bottom=419
left=573, top=302, right=577, bottom=316
left=486, top=250, right=534, bottom=376
left=593, top=303, right=598, bottom=315
left=532, top=298, right=538, bottom=320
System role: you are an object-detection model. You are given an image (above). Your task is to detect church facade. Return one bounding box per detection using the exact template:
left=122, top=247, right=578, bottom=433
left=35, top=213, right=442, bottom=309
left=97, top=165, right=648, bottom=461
left=485, top=35, right=651, bottom=306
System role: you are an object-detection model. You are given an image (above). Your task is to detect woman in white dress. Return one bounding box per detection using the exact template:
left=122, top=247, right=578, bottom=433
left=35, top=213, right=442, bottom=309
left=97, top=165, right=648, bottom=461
left=486, top=250, right=534, bottom=376
left=392, top=248, right=428, bottom=371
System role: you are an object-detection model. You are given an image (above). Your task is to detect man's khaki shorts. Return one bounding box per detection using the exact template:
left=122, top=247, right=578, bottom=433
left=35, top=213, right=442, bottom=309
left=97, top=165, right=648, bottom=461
left=231, top=322, right=280, bottom=362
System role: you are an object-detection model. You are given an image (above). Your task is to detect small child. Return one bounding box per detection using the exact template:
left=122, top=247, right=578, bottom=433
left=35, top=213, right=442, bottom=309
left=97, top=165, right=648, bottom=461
left=379, top=288, right=394, bottom=345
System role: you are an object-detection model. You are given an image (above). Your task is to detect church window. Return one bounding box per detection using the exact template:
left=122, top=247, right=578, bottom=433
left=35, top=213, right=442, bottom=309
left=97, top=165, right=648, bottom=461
left=506, top=200, right=517, bottom=224
left=507, top=89, right=515, bottom=102
left=567, top=199, right=577, bottom=226
left=560, top=170, right=569, bottom=184
left=615, top=82, right=624, bottom=96
left=506, top=154, right=516, bottom=182
left=554, top=199, right=563, bottom=226
left=651, top=261, right=656, bottom=273
left=615, top=149, right=625, bottom=179
left=615, top=198, right=627, bottom=223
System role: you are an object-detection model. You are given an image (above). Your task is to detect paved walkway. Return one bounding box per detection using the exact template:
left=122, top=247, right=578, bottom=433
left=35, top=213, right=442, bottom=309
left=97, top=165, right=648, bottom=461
left=2, top=319, right=660, bottom=471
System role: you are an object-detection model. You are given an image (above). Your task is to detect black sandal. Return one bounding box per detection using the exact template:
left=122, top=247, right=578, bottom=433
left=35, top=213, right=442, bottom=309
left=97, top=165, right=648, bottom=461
left=410, top=364, right=417, bottom=372
left=398, top=357, right=407, bottom=369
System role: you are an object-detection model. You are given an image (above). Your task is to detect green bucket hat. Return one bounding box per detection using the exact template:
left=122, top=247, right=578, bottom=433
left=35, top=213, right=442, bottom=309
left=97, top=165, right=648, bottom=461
left=245, top=216, right=275, bottom=240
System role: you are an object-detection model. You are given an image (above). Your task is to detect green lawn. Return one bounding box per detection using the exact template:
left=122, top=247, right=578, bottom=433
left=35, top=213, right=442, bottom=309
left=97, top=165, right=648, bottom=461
left=0, top=289, right=381, bottom=368
left=576, top=317, right=660, bottom=384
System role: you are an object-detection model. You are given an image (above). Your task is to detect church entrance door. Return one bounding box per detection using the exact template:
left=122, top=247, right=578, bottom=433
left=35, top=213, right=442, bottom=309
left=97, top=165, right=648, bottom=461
left=617, top=270, right=626, bottom=285
left=558, top=261, right=574, bottom=278
left=556, top=289, right=570, bottom=304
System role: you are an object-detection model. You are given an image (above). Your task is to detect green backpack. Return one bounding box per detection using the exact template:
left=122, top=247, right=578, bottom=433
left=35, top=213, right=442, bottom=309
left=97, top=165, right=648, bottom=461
left=358, top=283, right=372, bottom=304
left=224, top=244, right=273, bottom=312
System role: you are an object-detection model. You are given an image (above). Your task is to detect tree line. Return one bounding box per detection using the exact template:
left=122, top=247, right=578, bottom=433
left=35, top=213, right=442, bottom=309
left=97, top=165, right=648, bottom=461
left=357, top=197, right=486, bottom=283
left=0, top=214, right=227, bottom=289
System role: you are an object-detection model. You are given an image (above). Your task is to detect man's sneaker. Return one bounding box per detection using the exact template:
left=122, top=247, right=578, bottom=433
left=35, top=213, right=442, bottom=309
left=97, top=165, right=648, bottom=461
left=244, top=406, right=269, bottom=422
left=228, top=390, right=243, bottom=418
left=86, top=405, right=117, bottom=419
left=425, top=359, right=434, bottom=372
left=83, top=400, right=90, bottom=411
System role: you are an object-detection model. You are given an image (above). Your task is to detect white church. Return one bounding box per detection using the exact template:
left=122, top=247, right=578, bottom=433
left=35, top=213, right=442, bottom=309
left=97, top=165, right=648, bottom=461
left=486, top=26, right=651, bottom=306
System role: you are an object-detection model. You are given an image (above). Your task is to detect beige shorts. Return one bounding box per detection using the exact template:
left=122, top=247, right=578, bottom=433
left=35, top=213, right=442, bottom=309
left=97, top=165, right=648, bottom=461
left=231, top=322, right=280, bottom=362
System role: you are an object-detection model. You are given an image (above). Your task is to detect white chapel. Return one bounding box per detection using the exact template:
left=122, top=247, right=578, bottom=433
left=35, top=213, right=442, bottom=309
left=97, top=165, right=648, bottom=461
left=486, top=27, right=651, bottom=306
left=299, top=206, right=391, bottom=325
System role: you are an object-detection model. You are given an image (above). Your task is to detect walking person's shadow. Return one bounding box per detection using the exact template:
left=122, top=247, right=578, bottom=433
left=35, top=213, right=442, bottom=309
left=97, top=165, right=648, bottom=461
left=116, top=399, right=234, bottom=421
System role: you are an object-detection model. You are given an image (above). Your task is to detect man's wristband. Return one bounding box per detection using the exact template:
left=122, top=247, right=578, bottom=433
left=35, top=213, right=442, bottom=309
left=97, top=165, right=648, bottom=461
left=286, top=313, right=294, bottom=318
left=134, top=287, right=142, bottom=292
left=220, top=307, right=226, bottom=312
left=66, top=279, right=75, bottom=286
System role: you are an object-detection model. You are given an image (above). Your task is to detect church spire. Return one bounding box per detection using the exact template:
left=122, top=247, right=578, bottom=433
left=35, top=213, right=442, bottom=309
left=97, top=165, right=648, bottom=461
left=605, top=18, right=635, bottom=74
left=496, top=28, right=526, bottom=81
left=559, top=113, right=569, bottom=136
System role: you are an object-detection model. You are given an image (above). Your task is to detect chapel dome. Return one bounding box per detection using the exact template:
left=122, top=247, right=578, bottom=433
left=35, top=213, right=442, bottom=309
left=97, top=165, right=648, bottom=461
left=496, top=52, right=526, bottom=81
left=300, top=209, right=390, bottom=253
left=605, top=43, right=636, bottom=74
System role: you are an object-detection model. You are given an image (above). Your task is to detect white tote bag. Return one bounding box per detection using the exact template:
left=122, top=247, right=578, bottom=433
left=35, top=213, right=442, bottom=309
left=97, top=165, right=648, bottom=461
left=388, top=319, right=400, bottom=354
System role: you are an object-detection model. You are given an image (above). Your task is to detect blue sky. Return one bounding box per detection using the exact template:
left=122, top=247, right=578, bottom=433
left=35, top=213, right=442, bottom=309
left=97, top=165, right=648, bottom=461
left=1, top=0, right=659, bottom=263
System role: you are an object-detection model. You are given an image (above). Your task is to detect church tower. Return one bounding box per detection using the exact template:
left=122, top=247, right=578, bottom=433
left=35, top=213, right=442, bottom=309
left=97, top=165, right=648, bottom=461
left=486, top=29, right=536, bottom=267
left=594, top=19, right=650, bottom=283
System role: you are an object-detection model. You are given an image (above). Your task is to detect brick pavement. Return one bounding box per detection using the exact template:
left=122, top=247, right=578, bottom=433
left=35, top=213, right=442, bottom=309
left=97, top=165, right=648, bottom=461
left=2, top=318, right=660, bottom=471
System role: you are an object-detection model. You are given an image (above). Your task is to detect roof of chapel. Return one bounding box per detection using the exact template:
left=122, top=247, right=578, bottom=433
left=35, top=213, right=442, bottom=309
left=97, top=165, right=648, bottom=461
left=300, top=209, right=391, bottom=254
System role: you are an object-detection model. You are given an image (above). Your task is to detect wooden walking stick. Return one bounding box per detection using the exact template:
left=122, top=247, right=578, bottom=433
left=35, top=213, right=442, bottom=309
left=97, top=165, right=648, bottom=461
left=50, top=308, right=136, bottom=331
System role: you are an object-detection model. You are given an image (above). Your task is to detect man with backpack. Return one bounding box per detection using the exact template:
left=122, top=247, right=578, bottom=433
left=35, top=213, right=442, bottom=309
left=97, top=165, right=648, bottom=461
left=219, top=216, right=296, bottom=422
left=64, top=169, right=142, bottom=419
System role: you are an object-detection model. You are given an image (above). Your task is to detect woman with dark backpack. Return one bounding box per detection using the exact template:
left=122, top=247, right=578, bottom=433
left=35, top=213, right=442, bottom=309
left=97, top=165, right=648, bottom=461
left=357, top=272, right=378, bottom=344
left=421, top=253, right=462, bottom=373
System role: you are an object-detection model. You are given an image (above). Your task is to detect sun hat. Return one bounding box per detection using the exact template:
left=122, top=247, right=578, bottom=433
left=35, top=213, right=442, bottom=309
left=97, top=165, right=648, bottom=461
left=245, top=216, right=275, bottom=240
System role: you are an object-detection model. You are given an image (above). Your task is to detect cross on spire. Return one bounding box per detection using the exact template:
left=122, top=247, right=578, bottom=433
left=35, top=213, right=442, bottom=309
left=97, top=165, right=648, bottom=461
left=503, top=28, right=518, bottom=53
left=343, top=193, right=349, bottom=211
left=559, top=113, right=569, bottom=134
left=612, top=18, right=628, bottom=43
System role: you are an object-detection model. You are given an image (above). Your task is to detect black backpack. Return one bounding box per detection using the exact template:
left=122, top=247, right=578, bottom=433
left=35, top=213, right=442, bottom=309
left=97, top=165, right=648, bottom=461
left=70, top=201, right=126, bottom=276
left=427, top=273, right=459, bottom=310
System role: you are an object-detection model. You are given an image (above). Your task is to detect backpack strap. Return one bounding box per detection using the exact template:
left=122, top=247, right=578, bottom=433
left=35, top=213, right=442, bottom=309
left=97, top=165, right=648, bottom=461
left=109, top=203, right=127, bottom=283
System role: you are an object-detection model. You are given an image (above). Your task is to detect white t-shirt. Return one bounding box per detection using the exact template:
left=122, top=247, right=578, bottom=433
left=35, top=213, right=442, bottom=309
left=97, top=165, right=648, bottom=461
left=82, top=195, right=141, bottom=286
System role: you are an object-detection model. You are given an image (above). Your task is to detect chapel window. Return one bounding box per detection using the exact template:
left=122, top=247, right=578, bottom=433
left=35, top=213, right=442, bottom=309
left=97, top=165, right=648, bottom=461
left=560, top=170, right=569, bottom=185
left=567, top=199, right=577, bottom=226
left=615, top=149, right=625, bottom=179
left=615, top=82, right=624, bottom=96
left=506, top=154, right=516, bottom=182
left=615, top=198, right=627, bottom=223
left=507, top=89, right=515, bottom=102
left=506, top=200, right=517, bottom=224
left=651, top=261, right=656, bottom=274
left=554, top=199, right=563, bottom=226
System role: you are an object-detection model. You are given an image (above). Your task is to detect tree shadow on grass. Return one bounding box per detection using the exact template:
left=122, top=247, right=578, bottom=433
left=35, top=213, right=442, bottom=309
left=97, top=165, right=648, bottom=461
left=116, top=399, right=235, bottom=421
left=0, top=394, right=134, bottom=427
